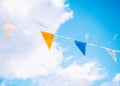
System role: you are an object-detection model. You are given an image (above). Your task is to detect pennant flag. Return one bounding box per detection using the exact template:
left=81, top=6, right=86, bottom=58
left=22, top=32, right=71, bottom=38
left=74, top=40, right=87, bottom=56
left=41, top=31, right=54, bottom=50
left=2, top=22, right=16, bottom=39
left=104, top=48, right=117, bottom=62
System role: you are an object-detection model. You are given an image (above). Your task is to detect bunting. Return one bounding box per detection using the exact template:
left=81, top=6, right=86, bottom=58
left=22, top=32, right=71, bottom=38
left=0, top=21, right=120, bottom=62
left=41, top=31, right=54, bottom=50
left=2, top=22, right=16, bottom=39
left=74, top=40, right=87, bottom=56
left=104, top=47, right=117, bottom=62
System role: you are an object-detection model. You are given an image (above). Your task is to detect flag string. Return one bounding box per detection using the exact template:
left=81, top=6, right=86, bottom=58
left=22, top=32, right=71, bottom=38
left=1, top=21, right=120, bottom=62
left=55, top=34, right=120, bottom=53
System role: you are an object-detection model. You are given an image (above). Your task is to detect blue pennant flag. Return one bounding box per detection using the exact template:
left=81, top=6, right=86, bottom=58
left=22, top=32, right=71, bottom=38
left=74, top=40, right=87, bottom=56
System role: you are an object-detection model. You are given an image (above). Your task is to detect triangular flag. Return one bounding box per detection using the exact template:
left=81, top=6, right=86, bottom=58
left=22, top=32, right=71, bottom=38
left=3, top=22, right=16, bottom=39
left=104, top=48, right=117, bottom=62
left=74, top=40, right=87, bottom=56
left=41, top=31, right=54, bottom=50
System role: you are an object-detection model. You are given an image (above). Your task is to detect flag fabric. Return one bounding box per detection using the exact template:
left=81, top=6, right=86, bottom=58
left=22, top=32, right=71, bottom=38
left=41, top=31, right=54, bottom=50
left=74, top=40, right=87, bottom=56
left=104, top=47, right=117, bottom=62
left=3, top=22, right=16, bottom=39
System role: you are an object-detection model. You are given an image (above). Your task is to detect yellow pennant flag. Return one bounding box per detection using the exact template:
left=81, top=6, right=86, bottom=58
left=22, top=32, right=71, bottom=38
left=41, top=31, right=54, bottom=50
left=3, top=22, right=16, bottom=39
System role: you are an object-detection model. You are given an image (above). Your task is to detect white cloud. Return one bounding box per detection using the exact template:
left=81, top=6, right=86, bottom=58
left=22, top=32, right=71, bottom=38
left=35, top=60, right=107, bottom=86
left=85, top=33, right=90, bottom=40
left=0, top=60, right=106, bottom=86
left=64, top=56, right=74, bottom=61
left=51, top=0, right=65, bottom=9
left=57, top=61, right=106, bottom=82
left=112, top=33, right=119, bottom=40
left=0, top=0, right=31, bottom=18
left=0, top=42, right=64, bottom=79
left=101, top=73, right=120, bottom=86
left=38, top=74, right=91, bottom=86
left=0, top=0, right=73, bottom=33
left=0, top=0, right=73, bottom=79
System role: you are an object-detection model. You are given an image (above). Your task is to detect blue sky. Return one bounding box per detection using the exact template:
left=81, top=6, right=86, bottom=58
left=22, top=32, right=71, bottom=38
left=57, top=0, right=120, bottom=70
left=0, top=0, right=120, bottom=86
left=56, top=0, right=120, bottom=85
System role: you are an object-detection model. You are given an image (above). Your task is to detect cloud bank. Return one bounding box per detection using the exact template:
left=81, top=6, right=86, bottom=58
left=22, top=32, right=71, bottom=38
left=101, top=73, right=120, bottom=86
left=0, top=0, right=73, bottom=33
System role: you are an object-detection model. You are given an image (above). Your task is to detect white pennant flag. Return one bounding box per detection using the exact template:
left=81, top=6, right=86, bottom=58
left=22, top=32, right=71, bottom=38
left=3, top=22, right=16, bottom=39
left=104, top=47, right=117, bottom=62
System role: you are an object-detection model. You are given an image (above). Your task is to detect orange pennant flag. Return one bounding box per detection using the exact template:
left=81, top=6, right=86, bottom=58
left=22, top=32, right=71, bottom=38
left=41, top=31, right=54, bottom=50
